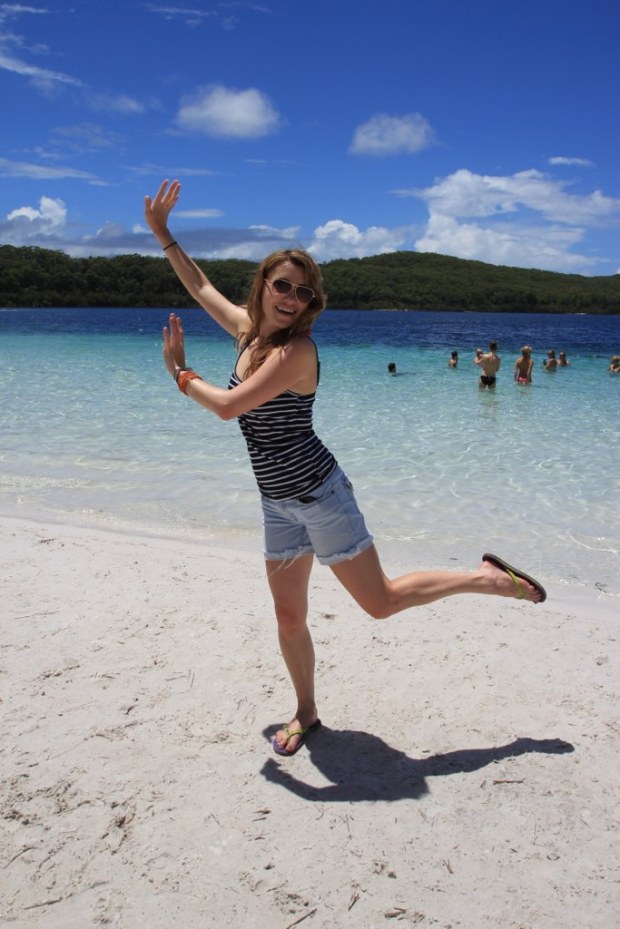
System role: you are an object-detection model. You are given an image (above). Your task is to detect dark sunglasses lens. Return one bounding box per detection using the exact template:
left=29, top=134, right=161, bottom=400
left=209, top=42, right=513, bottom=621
left=272, top=279, right=292, bottom=295
left=296, top=286, right=314, bottom=303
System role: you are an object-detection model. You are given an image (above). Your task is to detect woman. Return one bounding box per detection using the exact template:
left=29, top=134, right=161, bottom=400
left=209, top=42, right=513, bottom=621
left=145, top=180, right=546, bottom=756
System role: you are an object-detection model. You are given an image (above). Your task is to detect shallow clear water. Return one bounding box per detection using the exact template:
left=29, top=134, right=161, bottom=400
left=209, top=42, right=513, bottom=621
left=1, top=307, right=618, bottom=596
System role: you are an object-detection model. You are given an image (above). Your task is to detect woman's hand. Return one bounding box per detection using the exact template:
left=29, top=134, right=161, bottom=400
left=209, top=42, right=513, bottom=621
left=163, top=313, right=187, bottom=376
left=144, top=179, right=181, bottom=238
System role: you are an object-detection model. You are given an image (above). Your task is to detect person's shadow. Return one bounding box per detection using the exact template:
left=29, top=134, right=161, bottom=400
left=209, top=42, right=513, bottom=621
left=260, top=725, right=574, bottom=802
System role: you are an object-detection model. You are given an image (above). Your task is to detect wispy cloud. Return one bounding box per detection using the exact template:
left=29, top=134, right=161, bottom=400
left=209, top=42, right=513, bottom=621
left=144, top=4, right=219, bottom=27
left=82, top=92, right=148, bottom=115
left=0, top=47, right=84, bottom=88
left=48, top=123, right=124, bottom=155
left=549, top=156, right=594, bottom=167
left=144, top=2, right=271, bottom=30
left=123, top=163, right=223, bottom=177
left=176, top=208, right=224, bottom=218
left=0, top=4, right=151, bottom=110
left=0, top=3, right=83, bottom=89
left=0, top=156, right=103, bottom=183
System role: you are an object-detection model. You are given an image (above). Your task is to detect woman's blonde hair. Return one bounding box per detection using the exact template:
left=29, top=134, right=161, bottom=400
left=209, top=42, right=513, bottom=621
left=238, top=249, right=326, bottom=379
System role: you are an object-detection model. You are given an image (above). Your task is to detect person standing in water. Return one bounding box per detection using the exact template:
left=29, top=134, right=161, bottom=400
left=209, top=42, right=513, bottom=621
left=144, top=179, right=547, bottom=756
left=514, top=346, right=534, bottom=384
left=478, top=341, right=501, bottom=389
left=543, top=349, right=558, bottom=371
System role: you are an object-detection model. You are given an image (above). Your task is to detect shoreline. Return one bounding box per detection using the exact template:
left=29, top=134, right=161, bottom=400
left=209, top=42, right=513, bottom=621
left=2, top=513, right=619, bottom=927
left=3, top=505, right=619, bottom=603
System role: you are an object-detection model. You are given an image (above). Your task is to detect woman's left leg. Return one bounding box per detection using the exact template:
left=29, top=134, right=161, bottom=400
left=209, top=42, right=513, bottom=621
left=266, top=554, right=319, bottom=753
left=330, top=544, right=543, bottom=619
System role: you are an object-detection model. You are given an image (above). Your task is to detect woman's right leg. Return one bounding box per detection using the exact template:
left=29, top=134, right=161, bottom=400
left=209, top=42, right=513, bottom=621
left=266, top=554, right=318, bottom=753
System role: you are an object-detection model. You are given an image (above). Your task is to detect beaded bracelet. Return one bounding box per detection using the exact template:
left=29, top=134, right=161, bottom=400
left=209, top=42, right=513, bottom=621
left=177, top=369, right=203, bottom=395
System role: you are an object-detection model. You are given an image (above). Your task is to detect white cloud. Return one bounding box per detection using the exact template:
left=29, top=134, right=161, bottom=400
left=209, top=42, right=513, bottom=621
left=415, top=213, right=593, bottom=272
left=349, top=113, right=435, bottom=157
left=404, top=168, right=620, bottom=226
left=3, top=196, right=67, bottom=239
left=391, top=167, right=620, bottom=272
left=308, top=219, right=410, bottom=261
left=175, top=85, right=281, bottom=139
left=549, top=156, right=593, bottom=167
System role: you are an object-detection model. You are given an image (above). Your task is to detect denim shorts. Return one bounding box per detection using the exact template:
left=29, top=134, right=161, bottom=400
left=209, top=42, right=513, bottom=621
left=261, top=465, right=374, bottom=565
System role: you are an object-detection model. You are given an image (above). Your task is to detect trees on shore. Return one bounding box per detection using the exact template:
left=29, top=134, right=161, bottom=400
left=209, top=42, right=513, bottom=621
left=1, top=244, right=618, bottom=313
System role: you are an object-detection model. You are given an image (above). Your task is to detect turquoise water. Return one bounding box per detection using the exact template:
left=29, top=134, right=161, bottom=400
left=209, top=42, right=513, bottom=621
left=1, top=308, right=619, bottom=597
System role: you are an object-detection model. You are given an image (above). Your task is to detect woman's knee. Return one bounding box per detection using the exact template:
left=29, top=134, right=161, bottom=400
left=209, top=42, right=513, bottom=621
left=362, top=598, right=395, bottom=620
left=273, top=600, right=308, bottom=634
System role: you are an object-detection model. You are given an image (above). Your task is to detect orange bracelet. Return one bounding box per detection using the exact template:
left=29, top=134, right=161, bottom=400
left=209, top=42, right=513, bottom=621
left=177, top=369, right=203, bottom=395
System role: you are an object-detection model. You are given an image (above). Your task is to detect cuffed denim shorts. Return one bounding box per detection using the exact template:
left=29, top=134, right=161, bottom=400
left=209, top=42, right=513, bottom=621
left=261, top=465, right=374, bottom=566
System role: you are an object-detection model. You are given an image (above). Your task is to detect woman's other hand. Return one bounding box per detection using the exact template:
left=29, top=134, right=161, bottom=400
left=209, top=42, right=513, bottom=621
left=163, top=313, right=187, bottom=376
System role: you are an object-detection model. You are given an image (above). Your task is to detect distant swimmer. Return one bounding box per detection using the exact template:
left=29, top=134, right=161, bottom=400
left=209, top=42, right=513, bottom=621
left=478, top=341, right=500, bottom=389
left=448, top=350, right=459, bottom=368
left=609, top=355, right=620, bottom=374
left=387, top=362, right=397, bottom=375
left=514, top=346, right=534, bottom=384
left=543, top=349, right=558, bottom=372
left=473, top=347, right=483, bottom=365
left=558, top=351, right=570, bottom=367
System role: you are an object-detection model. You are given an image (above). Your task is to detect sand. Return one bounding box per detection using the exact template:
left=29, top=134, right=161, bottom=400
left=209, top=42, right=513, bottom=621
left=1, top=515, right=618, bottom=929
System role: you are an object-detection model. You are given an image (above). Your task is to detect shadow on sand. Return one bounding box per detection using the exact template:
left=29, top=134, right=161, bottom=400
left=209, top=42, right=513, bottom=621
left=260, top=726, right=574, bottom=802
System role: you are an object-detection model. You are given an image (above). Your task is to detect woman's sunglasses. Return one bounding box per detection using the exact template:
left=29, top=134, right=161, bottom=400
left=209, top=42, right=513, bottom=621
left=265, top=278, right=315, bottom=304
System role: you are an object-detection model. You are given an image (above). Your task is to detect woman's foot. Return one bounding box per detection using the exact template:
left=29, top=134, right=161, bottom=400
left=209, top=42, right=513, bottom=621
left=479, top=553, right=546, bottom=603
left=272, top=715, right=321, bottom=756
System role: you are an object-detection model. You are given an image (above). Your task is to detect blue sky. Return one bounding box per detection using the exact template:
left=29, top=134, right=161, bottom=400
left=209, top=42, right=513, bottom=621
left=1, top=0, right=619, bottom=274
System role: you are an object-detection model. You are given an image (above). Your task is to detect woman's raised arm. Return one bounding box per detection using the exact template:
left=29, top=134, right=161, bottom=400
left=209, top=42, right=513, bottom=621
left=145, top=179, right=249, bottom=338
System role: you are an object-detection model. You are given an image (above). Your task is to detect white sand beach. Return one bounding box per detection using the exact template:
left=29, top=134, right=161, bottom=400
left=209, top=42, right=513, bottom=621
left=1, top=515, right=618, bottom=929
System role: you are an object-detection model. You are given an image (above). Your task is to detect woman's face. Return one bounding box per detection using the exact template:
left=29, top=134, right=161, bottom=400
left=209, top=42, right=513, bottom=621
left=259, top=259, right=314, bottom=336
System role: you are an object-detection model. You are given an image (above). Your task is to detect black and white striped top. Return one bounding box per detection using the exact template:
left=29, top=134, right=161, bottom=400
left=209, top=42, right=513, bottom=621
left=228, top=345, right=337, bottom=500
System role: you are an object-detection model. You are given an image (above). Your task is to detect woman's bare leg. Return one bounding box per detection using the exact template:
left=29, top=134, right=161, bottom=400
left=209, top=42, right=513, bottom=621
left=330, top=545, right=543, bottom=619
left=266, top=554, right=318, bottom=753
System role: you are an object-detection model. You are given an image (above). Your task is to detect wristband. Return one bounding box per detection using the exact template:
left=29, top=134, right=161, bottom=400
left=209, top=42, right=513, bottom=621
left=177, top=369, right=203, bottom=395
left=163, top=240, right=178, bottom=251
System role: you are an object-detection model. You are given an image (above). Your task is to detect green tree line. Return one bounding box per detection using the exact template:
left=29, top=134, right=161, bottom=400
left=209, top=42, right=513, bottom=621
left=1, top=244, right=618, bottom=313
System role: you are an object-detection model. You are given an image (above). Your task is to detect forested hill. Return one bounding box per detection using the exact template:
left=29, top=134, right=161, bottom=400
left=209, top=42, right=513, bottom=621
left=1, top=244, right=619, bottom=313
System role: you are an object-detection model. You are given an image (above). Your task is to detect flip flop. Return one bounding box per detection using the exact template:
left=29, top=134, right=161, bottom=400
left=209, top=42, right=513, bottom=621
left=482, top=553, right=547, bottom=603
left=272, top=719, right=322, bottom=756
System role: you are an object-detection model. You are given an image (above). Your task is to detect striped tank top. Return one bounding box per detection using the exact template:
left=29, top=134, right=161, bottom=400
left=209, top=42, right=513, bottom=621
left=228, top=341, right=337, bottom=500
